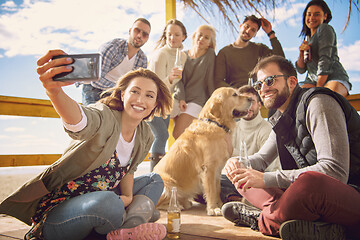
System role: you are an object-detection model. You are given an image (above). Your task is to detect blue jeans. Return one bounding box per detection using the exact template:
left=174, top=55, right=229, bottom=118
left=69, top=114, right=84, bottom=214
left=42, top=173, right=164, bottom=240
left=220, top=174, right=242, bottom=203
left=82, top=84, right=103, bottom=106
left=148, top=116, right=170, bottom=155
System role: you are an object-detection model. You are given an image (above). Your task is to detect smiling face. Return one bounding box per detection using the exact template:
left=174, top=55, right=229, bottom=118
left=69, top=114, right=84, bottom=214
left=239, top=20, right=259, bottom=42
left=121, top=77, right=158, bottom=121
left=166, top=24, right=186, bottom=48
left=305, top=5, right=327, bottom=33
left=257, top=63, right=292, bottom=112
left=128, top=20, right=151, bottom=48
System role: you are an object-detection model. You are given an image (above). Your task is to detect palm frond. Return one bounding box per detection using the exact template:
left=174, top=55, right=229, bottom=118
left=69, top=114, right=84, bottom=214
left=342, top=0, right=359, bottom=32
left=180, top=0, right=276, bottom=29
left=179, top=0, right=359, bottom=32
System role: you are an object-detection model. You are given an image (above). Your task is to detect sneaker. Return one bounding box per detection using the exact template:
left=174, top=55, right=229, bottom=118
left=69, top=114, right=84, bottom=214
left=149, top=209, right=161, bottom=222
left=106, top=222, right=166, bottom=240
left=279, top=220, right=346, bottom=240
left=221, top=201, right=261, bottom=231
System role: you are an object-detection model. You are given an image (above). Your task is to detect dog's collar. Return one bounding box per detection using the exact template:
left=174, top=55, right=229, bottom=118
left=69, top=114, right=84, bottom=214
left=201, top=118, right=230, bottom=133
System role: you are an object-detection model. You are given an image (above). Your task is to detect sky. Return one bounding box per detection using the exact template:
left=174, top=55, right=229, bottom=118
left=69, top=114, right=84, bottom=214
left=0, top=0, right=359, bottom=155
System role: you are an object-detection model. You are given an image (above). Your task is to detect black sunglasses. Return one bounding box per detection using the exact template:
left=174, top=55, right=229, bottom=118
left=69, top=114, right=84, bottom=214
left=253, top=75, right=289, bottom=91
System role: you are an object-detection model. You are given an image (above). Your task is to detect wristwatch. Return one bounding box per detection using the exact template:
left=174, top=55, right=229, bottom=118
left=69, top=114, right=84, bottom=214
left=267, top=30, right=275, bottom=37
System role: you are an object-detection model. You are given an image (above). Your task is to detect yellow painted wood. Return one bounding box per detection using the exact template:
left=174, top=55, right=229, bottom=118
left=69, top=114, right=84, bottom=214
left=260, top=107, right=269, bottom=118
left=0, top=95, right=59, bottom=118
left=168, top=119, right=175, bottom=149
left=1, top=92, right=359, bottom=167
left=165, top=0, right=176, bottom=21
left=346, top=93, right=360, bottom=111
left=0, top=154, right=62, bottom=167
left=0, top=153, right=150, bottom=167
left=163, top=0, right=176, bottom=149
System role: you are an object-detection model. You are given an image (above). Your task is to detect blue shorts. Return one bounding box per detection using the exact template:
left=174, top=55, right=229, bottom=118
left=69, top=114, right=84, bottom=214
left=299, top=79, right=351, bottom=93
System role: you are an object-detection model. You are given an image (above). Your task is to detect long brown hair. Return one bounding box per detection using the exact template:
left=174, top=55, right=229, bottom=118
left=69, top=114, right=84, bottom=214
left=155, top=19, right=187, bottom=49
left=300, top=0, right=332, bottom=38
left=99, top=68, right=173, bottom=121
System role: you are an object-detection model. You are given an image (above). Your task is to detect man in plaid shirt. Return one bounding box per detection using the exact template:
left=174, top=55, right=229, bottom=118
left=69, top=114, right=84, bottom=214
left=82, top=18, right=151, bottom=105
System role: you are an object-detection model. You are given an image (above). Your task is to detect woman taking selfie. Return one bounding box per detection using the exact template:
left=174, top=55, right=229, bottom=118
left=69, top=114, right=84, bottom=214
left=296, top=0, right=351, bottom=97
left=0, top=50, right=172, bottom=240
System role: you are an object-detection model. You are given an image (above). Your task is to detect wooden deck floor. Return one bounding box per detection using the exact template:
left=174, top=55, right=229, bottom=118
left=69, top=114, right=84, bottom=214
left=0, top=203, right=279, bottom=240
left=0, top=164, right=279, bottom=240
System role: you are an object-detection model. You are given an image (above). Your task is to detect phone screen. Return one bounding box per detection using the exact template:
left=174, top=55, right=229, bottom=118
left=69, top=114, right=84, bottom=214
left=52, top=53, right=101, bottom=83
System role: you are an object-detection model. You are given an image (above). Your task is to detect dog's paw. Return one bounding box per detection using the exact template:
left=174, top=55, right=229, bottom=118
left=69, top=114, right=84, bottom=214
left=178, top=200, right=192, bottom=210
left=183, top=200, right=193, bottom=209
left=207, top=207, right=222, bottom=216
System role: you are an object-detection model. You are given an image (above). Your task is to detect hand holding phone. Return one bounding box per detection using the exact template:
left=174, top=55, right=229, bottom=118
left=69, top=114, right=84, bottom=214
left=52, top=53, right=101, bottom=83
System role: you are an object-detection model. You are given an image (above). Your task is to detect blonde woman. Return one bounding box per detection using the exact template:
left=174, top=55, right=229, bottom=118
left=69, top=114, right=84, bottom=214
left=147, top=19, right=187, bottom=170
left=172, top=25, right=217, bottom=139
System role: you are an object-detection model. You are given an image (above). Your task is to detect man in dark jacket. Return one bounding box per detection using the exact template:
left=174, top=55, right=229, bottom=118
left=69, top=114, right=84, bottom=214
left=222, top=55, right=360, bottom=240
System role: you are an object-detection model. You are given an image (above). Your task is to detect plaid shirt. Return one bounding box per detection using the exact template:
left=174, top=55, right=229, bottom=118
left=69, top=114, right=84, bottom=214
left=91, top=38, right=147, bottom=90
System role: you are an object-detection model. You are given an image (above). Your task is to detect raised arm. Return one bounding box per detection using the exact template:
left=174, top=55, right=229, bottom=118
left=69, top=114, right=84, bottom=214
left=36, top=49, right=82, bottom=125
left=260, top=18, right=285, bottom=57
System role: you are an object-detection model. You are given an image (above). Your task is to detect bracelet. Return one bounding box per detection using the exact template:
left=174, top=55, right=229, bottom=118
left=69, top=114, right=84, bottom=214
left=267, top=30, right=275, bottom=37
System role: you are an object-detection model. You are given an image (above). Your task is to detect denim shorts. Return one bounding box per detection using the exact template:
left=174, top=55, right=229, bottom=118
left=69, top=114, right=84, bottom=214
left=299, top=79, right=351, bottom=93
left=171, top=100, right=202, bottom=118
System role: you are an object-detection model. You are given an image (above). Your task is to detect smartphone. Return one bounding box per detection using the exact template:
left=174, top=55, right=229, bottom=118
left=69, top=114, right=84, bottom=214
left=52, top=53, right=101, bottom=83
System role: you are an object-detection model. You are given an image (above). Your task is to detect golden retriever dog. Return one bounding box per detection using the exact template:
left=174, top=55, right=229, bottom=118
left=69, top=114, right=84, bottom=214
left=153, top=87, right=251, bottom=216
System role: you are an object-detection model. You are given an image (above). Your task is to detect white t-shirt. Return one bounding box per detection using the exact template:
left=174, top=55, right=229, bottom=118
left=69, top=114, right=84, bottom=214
left=116, top=130, right=136, bottom=166
left=62, top=104, right=135, bottom=167
left=105, top=55, right=136, bottom=83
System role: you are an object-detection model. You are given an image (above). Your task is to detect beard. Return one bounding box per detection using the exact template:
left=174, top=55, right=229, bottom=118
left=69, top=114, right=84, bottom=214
left=240, top=35, right=250, bottom=42
left=243, top=109, right=258, bottom=121
left=263, top=84, right=290, bottom=110
left=129, top=36, right=144, bottom=49
left=240, top=32, right=252, bottom=42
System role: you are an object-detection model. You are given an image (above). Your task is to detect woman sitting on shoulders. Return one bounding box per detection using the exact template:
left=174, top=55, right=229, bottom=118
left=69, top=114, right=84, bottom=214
left=296, top=0, right=351, bottom=97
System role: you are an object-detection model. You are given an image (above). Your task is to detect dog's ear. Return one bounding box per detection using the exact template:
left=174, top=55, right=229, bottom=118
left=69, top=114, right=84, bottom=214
left=207, top=95, right=223, bottom=119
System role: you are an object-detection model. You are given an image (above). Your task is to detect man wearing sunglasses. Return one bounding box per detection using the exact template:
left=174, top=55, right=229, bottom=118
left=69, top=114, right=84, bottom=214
left=222, top=55, right=360, bottom=240
left=214, top=15, right=284, bottom=89
left=82, top=18, right=151, bottom=105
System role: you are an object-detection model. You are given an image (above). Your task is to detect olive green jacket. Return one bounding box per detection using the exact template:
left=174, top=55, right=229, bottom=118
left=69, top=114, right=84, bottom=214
left=0, top=103, right=154, bottom=225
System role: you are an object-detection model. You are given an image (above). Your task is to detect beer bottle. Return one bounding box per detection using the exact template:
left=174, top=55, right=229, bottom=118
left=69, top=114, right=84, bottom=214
left=304, top=35, right=312, bottom=63
left=174, top=48, right=183, bottom=81
left=167, top=186, right=181, bottom=239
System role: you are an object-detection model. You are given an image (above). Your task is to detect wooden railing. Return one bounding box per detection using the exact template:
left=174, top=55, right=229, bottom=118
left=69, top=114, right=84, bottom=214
left=1, top=93, right=360, bottom=167
left=0, top=95, right=61, bottom=167
left=346, top=93, right=360, bottom=110
left=0, top=95, right=172, bottom=167
left=0, top=0, right=179, bottom=168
